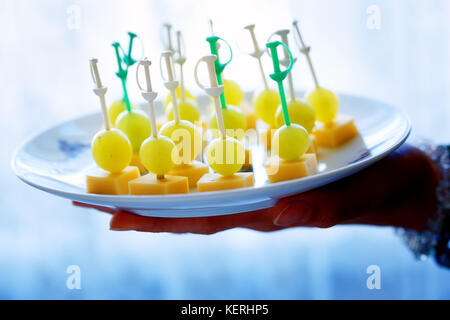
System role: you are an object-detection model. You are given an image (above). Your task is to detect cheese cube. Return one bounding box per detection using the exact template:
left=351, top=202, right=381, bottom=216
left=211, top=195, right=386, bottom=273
left=241, top=101, right=257, bottom=129
left=313, top=114, right=358, bottom=148
left=260, top=127, right=275, bottom=149
left=130, top=152, right=147, bottom=174
left=168, top=160, right=209, bottom=187
left=200, top=120, right=207, bottom=132
left=246, top=112, right=257, bottom=130
left=265, top=154, right=318, bottom=183
left=197, top=172, right=254, bottom=192
left=306, top=135, right=318, bottom=156
left=86, top=166, right=140, bottom=195
left=128, top=174, right=189, bottom=195
left=244, top=147, right=252, bottom=167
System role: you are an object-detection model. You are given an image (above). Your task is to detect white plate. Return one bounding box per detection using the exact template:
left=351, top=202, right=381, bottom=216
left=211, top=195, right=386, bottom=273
left=12, top=93, right=410, bottom=217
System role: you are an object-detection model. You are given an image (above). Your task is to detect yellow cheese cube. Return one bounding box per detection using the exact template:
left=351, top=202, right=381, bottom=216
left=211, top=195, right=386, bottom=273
left=306, top=135, right=318, bottom=156
left=168, top=160, right=209, bottom=187
left=265, top=154, right=318, bottom=183
left=197, top=172, right=254, bottom=192
left=86, top=166, right=140, bottom=195
left=244, top=147, right=252, bottom=167
left=260, top=126, right=276, bottom=149
left=200, top=120, right=207, bottom=132
left=128, top=174, right=189, bottom=195
left=313, top=114, right=358, bottom=148
left=130, top=152, right=147, bottom=174
left=241, top=102, right=257, bottom=129
left=246, top=112, right=257, bottom=130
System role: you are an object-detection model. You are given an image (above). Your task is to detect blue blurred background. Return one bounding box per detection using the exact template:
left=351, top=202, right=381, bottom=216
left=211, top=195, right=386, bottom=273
left=1, top=0, right=449, bottom=299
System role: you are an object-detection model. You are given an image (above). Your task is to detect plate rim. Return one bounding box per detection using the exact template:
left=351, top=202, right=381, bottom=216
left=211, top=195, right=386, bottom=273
left=12, top=94, right=412, bottom=206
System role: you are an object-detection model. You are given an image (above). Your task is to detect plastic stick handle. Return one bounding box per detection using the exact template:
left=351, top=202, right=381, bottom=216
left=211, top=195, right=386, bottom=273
left=292, top=20, right=307, bottom=49
left=124, top=32, right=138, bottom=66
left=268, top=30, right=291, bottom=65
left=112, top=42, right=127, bottom=79
left=208, top=19, right=221, bottom=50
left=208, top=19, right=215, bottom=36
left=89, top=58, right=110, bottom=130
left=292, top=20, right=319, bottom=88
left=175, top=30, right=186, bottom=64
left=162, top=23, right=174, bottom=51
left=194, top=55, right=226, bottom=138
left=136, top=59, right=153, bottom=92
left=244, top=24, right=268, bottom=90
left=268, top=29, right=296, bottom=101
left=160, top=51, right=177, bottom=82
left=160, top=51, right=180, bottom=123
left=206, top=36, right=233, bottom=108
left=175, top=30, right=187, bottom=102
left=112, top=42, right=132, bottom=113
left=266, top=41, right=294, bottom=126
left=136, top=58, right=158, bottom=137
left=90, top=58, right=103, bottom=89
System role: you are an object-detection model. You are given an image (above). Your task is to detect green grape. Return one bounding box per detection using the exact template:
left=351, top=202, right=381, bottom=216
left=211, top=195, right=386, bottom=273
left=272, top=124, right=310, bottom=161
left=108, top=100, right=135, bottom=127
left=164, top=87, right=196, bottom=108
left=253, top=89, right=280, bottom=127
left=206, top=136, right=245, bottom=176
left=305, top=87, right=338, bottom=123
left=160, top=120, right=202, bottom=164
left=224, top=79, right=244, bottom=106
left=209, top=104, right=247, bottom=140
left=115, top=109, right=151, bottom=152
left=166, top=99, right=200, bottom=124
left=91, top=128, right=132, bottom=173
left=275, top=99, right=316, bottom=133
left=139, top=135, right=175, bottom=175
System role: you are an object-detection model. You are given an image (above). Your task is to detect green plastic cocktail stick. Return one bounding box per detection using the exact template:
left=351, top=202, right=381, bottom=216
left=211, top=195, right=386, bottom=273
left=124, top=32, right=138, bottom=66
left=266, top=41, right=294, bottom=127
left=206, top=36, right=233, bottom=108
left=112, top=32, right=140, bottom=113
left=112, top=42, right=131, bottom=113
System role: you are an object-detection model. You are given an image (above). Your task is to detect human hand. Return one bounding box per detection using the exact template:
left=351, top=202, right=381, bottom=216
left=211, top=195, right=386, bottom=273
left=74, top=144, right=440, bottom=234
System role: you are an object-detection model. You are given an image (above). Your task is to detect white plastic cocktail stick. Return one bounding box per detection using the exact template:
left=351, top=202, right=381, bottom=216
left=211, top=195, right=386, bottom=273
left=194, top=55, right=225, bottom=138
left=208, top=19, right=220, bottom=50
left=160, top=51, right=180, bottom=124
left=208, top=19, right=215, bottom=37
left=162, top=23, right=174, bottom=52
left=174, top=30, right=187, bottom=102
left=89, top=58, right=110, bottom=130
left=292, top=20, right=319, bottom=89
left=269, top=29, right=296, bottom=101
left=136, top=58, right=158, bottom=138
left=243, top=24, right=268, bottom=91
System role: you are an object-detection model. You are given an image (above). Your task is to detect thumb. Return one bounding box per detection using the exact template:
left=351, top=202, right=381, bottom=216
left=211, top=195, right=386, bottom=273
left=272, top=188, right=341, bottom=228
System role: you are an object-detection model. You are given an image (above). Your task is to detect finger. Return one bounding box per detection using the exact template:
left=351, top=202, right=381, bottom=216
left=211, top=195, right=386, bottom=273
left=72, top=201, right=120, bottom=215
left=110, top=207, right=279, bottom=234
left=272, top=144, right=439, bottom=228
left=73, top=200, right=280, bottom=234
left=272, top=188, right=341, bottom=228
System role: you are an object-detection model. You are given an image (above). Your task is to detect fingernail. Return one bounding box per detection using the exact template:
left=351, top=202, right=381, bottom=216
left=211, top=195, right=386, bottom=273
left=273, top=201, right=312, bottom=227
